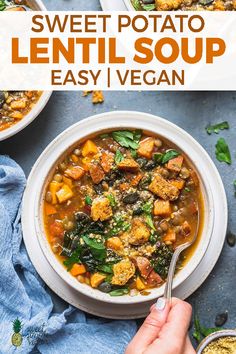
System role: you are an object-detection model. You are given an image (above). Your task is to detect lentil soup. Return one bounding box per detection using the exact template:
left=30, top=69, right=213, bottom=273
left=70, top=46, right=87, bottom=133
left=0, top=1, right=42, bottom=132
left=131, top=0, right=236, bottom=11
left=44, top=129, right=203, bottom=297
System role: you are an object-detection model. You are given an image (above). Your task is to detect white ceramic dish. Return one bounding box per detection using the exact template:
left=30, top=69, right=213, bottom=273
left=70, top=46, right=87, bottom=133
left=22, top=111, right=225, bottom=306
left=100, top=0, right=127, bottom=11
left=0, top=0, right=52, bottom=141
left=123, top=0, right=135, bottom=11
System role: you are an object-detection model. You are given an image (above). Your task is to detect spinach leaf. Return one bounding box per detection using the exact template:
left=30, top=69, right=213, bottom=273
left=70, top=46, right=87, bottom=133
left=142, top=201, right=156, bottom=230
left=193, top=315, right=222, bottom=344
left=107, top=193, right=117, bottom=207
left=82, top=235, right=106, bottom=261
left=109, top=288, right=129, bottom=296
left=141, top=3, right=156, bottom=10
left=149, top=232, right=159, bottom=245
left=153, top=153, right=164, bottom=164
left=0, top=0, right=6, bottom=11
left=132, top=0, right=141, bottom=10
left=114, top=150, right=124, bottom=164
left=112, top=130, right=141, bottom=150
left=153, top=150, right=180, bottom=165
left=85, top=195, right=92, bottom=206
left=97, top=264, right=114, bottom=274
left=206, top=121, right=229, bottom=135
left=63, top=246, right=82, bottom=271
left=162, top=150, right=180, bottom=164
left=215, top=138, right=231, bottom=164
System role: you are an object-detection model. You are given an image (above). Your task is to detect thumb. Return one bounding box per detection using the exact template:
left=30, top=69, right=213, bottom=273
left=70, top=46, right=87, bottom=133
left=126, top=298, right=170, bottom=354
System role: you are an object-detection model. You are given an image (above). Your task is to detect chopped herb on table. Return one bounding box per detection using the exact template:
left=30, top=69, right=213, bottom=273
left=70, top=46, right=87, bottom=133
left=193, top=315, right=222, bottom=344
left=215, top=138, right=231, bottom=164
left=206, top=121, right=229, bottom=135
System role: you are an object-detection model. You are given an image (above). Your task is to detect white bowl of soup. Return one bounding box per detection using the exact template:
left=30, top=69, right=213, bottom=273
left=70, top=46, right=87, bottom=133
left=23, top=111, right=225, bottom=304
left=0, top=0, right=51, bottom=141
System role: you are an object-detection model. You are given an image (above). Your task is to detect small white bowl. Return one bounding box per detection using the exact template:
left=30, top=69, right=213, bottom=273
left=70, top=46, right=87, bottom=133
left=23, top=111, right=224, bottom=305
left=197, top=330, right=236, bottom=353
left=0, top=0, right=51, bottom=141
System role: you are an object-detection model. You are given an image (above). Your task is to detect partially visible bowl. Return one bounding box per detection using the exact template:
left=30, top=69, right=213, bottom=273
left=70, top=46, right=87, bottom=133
left=0, top=0, right=52, bottom=141
left=197, top=330, right=236, bottom=353
left=124, top=0, right=136, bottom=10
left=22, top=111, right=226, bottom=305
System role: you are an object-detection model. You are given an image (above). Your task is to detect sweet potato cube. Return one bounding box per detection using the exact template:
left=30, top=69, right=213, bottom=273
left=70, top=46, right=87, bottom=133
left=136, top=276, right=146, bottom=291
left=149, top=174, right=179, bottom=201
left=49, top=181, right=63, bottom=204
left=101, top=152, right=114, bottom=173
left=70, top=264, right=86, bottom=276
left=82, top=140, right=98, bottom=157
left=10, top=99, right=26, bottom=110
left=167, top=156, right=184, bottom=172
left=89, top=163, right=105, bottom=184
left=117, top=158, right=139, bottom=172
left=45, top=202, right=57, bottom=216
left=91, top=273, right=106, bottom=288
left=154, top=200, right=171, bottom=216
left=170, top=179, right=185, bottom=190
left=138, top=137, right=155, bottom=159
left=107, top=237, right=123, bottom=251
left=91, top=197, right=113, bottom=221
left=163, top=230, right=176, bottom=243
left=64, top=166, right=85, bottom=180
left=56, top=184, right=74, bottom=203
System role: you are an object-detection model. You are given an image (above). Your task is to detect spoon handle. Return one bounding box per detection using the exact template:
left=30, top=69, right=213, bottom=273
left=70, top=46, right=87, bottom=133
left=164, top=247, right=184, bottom=300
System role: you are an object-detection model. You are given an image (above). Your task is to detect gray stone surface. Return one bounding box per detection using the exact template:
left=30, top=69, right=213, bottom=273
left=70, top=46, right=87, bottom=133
left=1, top=0, right=236, bottom=350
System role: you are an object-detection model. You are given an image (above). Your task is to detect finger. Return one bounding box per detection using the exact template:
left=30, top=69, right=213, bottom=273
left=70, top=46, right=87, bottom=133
left=183, top=336, right=196, bottom=354
left=148, top=298, right=193, bottom=354
left=126, top=298, right=170, bottom=354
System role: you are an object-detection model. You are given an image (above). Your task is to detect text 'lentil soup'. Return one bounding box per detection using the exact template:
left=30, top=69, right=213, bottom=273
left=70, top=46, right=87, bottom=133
left=44, top=129, right=203, bottom=297
left=0, top=1, right=42, bottom=132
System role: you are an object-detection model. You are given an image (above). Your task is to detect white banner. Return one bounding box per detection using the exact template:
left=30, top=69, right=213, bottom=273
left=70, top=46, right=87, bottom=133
left=0, top=11, right=236, bottom=90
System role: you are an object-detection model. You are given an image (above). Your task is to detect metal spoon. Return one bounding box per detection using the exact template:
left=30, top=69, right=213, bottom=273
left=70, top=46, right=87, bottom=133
left=164, top=212, right=200, bottom=300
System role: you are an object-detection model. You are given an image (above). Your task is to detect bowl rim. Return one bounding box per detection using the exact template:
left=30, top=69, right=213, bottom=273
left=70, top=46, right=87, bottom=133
left=0, top=0, right=51, bottom=142
left=123, top=0, right=138, bottom=11
left=196, top=330, right=236, bottom=353
left=22, top=110, right=223, bottom=305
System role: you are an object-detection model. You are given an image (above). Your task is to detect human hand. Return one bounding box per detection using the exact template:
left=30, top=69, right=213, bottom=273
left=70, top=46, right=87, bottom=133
left=126, top=297, right=196, bottom=354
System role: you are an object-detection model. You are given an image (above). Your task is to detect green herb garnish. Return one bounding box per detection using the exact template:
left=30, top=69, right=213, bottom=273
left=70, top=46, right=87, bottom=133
left=109, top=288, right=129, bottom=296
left=109, top=215, right=131, bottom=236
left=206, top=121, right=229, bottom=135
left=0, top=0, right=6, bottom=11
left=153, top=150, right=180, bottom=165
left=114, top=150, right=124, bottom=164
left=112, top=130, right=141, bottom=150
left=107, top=193, right=117, bottom=207
left=85, top=195, right=92, bottom=206
left=162, top=150, right=180, bottom=164
left=132, top=0, right=140, bottom=10
left=97, top=264, right=113, bottom=274
left=63, top=246, right=82, bottom=271
left=215, top=138, right=231, bottom=164
left=193, top=316, right=222, bottom=344
left=184, top=187, right=191, bottom=192
left=142, top=201, right=156, bottom=230
left=141, top=3, right=156, bottom=10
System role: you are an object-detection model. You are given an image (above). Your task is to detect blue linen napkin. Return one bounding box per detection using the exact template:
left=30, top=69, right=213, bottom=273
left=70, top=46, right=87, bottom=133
left=0, top=156, right=137, bottom=354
